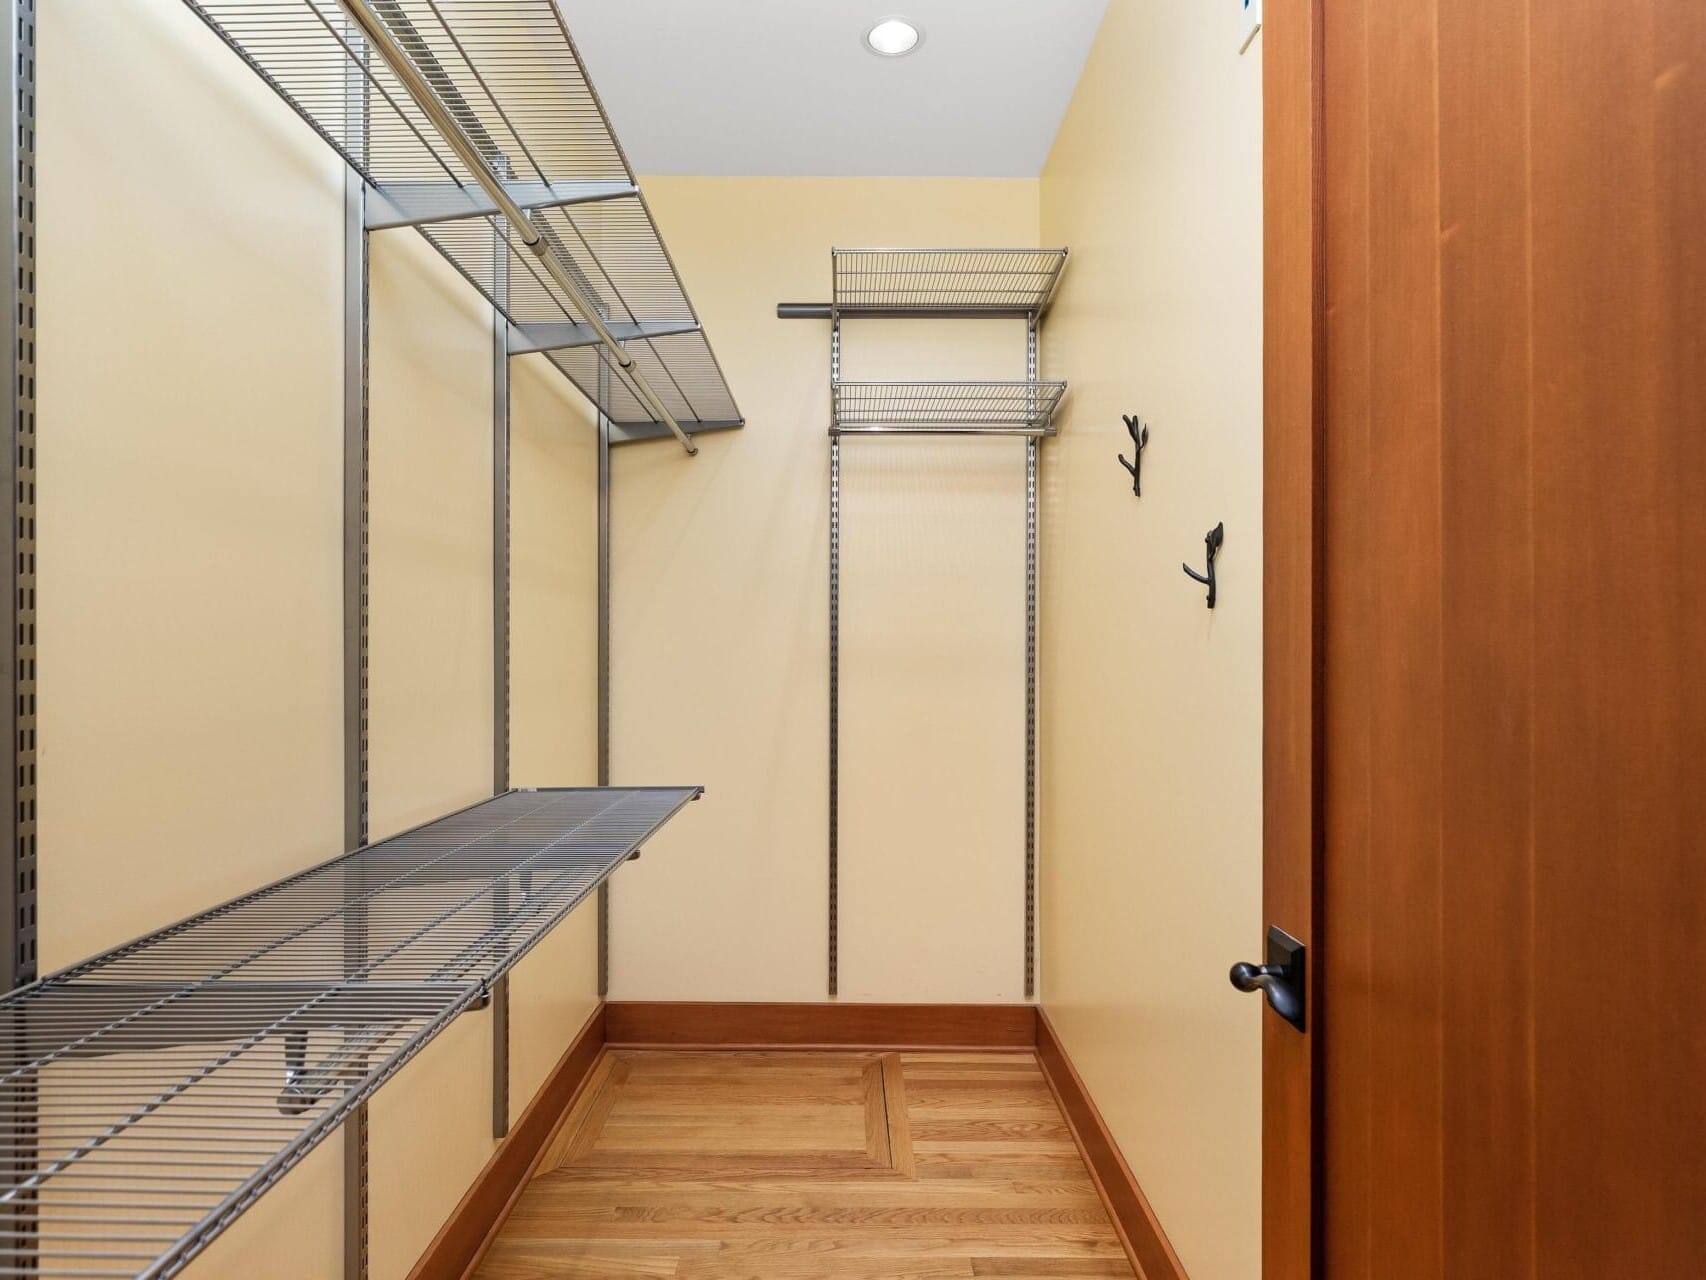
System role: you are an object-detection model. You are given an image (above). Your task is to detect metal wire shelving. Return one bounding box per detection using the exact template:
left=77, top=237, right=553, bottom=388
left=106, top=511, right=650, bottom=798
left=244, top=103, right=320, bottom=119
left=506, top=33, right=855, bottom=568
left=779, top=249, right=1070, bottom=436
left=831, top=248, right=1069, bottom=319
left=183, top=0, right=741, bottom=446
left=0, top=786, right=700, bottom=1279
left=832, top=381, right=1068, bottom=437
left=777, top=247, right=1067, bottom=1000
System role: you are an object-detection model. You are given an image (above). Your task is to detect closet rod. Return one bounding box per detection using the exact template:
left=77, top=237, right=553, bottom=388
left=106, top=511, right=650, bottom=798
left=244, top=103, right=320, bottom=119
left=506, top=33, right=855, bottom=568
left=333, top=0, right=698, bottom=457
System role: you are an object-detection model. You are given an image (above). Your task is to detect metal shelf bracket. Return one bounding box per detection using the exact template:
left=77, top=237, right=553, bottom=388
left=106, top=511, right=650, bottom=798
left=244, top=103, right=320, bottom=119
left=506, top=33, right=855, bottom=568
left=365, top=178, right=638, bottom=231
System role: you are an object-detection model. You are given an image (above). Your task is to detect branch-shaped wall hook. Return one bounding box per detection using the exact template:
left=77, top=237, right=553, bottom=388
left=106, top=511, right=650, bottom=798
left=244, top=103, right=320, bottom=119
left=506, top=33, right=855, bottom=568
left=1183, top=522, right=1225, bottom=608
left=1118, top=415, right=1149, bottom=496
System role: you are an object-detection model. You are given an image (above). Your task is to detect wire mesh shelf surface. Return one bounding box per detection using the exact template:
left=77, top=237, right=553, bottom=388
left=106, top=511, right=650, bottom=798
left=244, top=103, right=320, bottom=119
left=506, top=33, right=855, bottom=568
left=0, top=786, right=700, bottom=1279
left=832, top=381, right=1068, bottom=436
left=831, top=249, right=1069, bottom=318
left=183, top=0, right=740, bottom=435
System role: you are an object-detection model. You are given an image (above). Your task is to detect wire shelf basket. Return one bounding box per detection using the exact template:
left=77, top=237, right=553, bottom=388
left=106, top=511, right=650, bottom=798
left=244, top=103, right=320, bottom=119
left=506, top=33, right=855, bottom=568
left=832, top=381, right=1068, bottom=436
left=831, top=249, right=1069, bottom=318
left=183, top=0, right=741, bottom=436
left=0, top=786, right=699, bottom=1279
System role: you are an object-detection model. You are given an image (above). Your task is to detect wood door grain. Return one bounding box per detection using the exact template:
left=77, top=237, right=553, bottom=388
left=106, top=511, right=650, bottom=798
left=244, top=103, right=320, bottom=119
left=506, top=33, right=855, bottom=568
left=1309, top=0, right=1706, bottom=1274
left=1261, top=0, right=1326, bottom=1275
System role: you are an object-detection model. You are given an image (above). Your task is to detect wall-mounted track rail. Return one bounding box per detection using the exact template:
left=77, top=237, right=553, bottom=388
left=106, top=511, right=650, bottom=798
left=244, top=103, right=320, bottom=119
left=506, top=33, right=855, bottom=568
left=0, top=786, right=700, bottom=1278
left=184, top=0, right=742, bottom=449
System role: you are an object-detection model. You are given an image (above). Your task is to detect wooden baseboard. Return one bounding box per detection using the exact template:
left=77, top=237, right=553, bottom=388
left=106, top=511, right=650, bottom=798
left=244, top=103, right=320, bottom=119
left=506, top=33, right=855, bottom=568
left=406, top=1003, right=607, bottom=1280
left=1036, top=1008, right=1188, bottom=1280
left=604, top=1001, right=1038, bottom=1050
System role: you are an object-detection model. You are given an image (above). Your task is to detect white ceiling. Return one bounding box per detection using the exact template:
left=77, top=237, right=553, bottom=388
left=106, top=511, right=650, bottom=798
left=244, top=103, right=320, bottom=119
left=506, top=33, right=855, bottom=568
left=552, top=1, right=1108, bottom=177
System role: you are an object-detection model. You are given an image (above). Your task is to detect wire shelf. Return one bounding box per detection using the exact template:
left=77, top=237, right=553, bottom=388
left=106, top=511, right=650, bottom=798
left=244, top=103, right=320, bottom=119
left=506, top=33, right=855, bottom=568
left=831, top=381, right=1068, bottom=436
left=183, top=0, right=741, bottom=437
left=0, top=786, right=700, bottom=1279
left=831, top=249, right=1069, bottom=318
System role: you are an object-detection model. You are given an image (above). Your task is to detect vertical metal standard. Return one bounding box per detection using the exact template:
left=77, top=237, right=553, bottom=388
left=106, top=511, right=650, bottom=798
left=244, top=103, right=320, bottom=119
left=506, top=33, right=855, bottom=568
left=3, top=0, right=36, bottom=996
left=1025, top=323, right=1039, bottom=1000
left=827, top=320, right=841, bottom=998
left=2, top=15, right=35, bottom=1249
left=492, top=220, right=510, bottom=798
left=0, top=15, right=33, bottom=1264
left=489, top=215, right=511, bottom=1136
left=342, top=177, right=369, bottom=856
left=342, top=1102, right=369, bottom=1280
left=490, top=973, right=510, bottom=1138
left=596, top=362, right=611, bottom=996
left=340, top=39, right=370, bottom=1280
left=1024, top=437, right=1039, bottom=1000
left=827, top=440, right=841, bottom=999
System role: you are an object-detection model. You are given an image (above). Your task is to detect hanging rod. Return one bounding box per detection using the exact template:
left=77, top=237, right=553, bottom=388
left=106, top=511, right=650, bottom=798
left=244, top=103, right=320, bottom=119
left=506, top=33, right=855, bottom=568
left=333, top=0, right=698, bottom=456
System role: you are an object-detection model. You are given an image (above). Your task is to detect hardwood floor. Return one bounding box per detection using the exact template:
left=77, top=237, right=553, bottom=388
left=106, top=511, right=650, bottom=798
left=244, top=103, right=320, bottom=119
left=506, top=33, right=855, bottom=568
left=472, top=1050, right=1136, bottom=1279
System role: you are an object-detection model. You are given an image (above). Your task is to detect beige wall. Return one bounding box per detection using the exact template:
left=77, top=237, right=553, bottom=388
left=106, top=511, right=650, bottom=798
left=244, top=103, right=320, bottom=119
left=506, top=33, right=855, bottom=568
left=367, top=262, right=603, bottom=1276
left=38, top=2, right=351, bottom=1270
left=608, top=177, right=1038, bottom=1002
left=363, top=225, right=500, bottom=1280
left=37, top=0, right=346, bottom=975
left=38, top=2, right=602, bottom=1275
left=1039, top=4, right=1264, bottom=1279
left=506, top=349, right=601, bottom=1115
left=367, top=227, right=496, bottom=840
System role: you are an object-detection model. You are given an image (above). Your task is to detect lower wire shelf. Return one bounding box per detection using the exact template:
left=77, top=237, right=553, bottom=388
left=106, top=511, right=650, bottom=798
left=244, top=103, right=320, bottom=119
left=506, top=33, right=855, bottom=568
left=0, top=786, right=701, bottom=1280
left=831, top=380, right=1068, bottom=436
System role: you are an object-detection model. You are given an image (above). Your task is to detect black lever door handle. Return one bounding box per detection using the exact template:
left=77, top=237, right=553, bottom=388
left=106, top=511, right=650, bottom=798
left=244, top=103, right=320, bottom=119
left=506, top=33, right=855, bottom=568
left=1229, top=926, right=1306, bottom=1032
left=1229, top=961, right=1283, bottom=990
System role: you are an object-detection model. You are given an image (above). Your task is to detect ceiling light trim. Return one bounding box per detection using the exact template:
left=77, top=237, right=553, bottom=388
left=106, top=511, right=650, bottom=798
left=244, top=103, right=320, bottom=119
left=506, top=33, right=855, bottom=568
left=864, top=16, right=924, bottom=57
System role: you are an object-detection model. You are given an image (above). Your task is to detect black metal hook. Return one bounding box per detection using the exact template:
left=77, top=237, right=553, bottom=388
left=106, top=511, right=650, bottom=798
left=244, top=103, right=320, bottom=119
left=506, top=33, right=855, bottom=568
left=1183, top=522, right=1224, bottom=608
left=1117, top=415, right=1149, bottom=496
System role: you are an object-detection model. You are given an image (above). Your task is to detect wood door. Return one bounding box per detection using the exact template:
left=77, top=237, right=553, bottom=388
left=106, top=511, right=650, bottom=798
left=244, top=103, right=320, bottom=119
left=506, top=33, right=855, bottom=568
left=1265, top=0, right=1705, bottom=1275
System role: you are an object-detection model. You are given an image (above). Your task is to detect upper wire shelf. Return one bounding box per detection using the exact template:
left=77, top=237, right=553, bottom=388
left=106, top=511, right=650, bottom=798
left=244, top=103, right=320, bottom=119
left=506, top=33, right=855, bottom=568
left=183, top=0, right=741, bottom=441
left=0, top=786, right=700, bottom=1279
left=831, top=248, right=1069, bottom=319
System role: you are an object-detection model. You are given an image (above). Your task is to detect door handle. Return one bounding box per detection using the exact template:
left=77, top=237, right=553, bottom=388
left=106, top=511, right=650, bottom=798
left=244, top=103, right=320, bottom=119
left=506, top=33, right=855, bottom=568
left=1229, top=925, right=1306, bottom=1032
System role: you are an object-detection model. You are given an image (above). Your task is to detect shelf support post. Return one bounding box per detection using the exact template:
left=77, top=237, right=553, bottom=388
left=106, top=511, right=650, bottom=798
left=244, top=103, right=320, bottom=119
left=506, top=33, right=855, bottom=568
left=1025, top=323, right=1039, bottom=999
left=1025, top=437, right=1039, bottom=1001
left=490, top=203, right=512, bottom=1137
left=491, top=974, right=510, bottom=1138
left=597, top=360, right=612, bottom=996
left=2, top=0, right=36, bottom=999
left=343, top=1103, right=369, bottom=1280
left=343, top=187, right=369, bottom=855
left=1, top=12, right=36, bottom=1252
left=827, top=313, right=842, bottom=999
left=341, top=30, right=371, bottom=1279
left=493, top=196, right=511, bottom=802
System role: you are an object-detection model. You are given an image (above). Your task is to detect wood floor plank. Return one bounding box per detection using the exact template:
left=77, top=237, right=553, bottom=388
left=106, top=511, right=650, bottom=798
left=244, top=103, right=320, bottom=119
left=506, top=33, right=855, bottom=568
left=882, top=1053, right=918, bottom=1178
left=472, top=1051, right=1136, bottom=1280
left=540, top=1054, right=630, bottom=1172
left=476, top=1248, right=681, bottom=1279
left=512, top=1182, right=1108, bottom=1210
left=970, top=1261, right=1137, bottom=1277
left=676, top=1260, right=973, bottom=1280
left=863, top=1060, right=893, bottom=1168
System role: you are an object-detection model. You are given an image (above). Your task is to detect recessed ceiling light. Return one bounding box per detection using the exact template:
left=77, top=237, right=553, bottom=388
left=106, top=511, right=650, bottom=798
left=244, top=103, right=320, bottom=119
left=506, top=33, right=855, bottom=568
left=865, top=17, right=922, bottom=58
